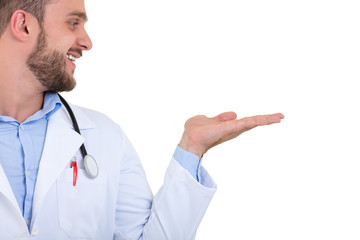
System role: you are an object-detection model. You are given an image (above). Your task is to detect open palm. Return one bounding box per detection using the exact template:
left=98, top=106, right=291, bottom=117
left=179, top=112, right=284, bottom=158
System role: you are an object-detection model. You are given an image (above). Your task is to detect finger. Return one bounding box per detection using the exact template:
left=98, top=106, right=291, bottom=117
left=271, top=113, right=285, bottom=120
left=266, top=113, right=285, bottom=124
left=236, top=113, right=284, bottom=131
left=211, top=111, right=237, bottom=122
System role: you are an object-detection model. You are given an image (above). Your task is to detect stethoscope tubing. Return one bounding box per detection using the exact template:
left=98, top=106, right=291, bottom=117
left=57, top=93, right=88, bottom=157
left=57, top=93, right=98, bottom=179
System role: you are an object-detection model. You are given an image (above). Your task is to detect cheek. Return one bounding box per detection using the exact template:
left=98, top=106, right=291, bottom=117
left=44, top=27, right=76, bottom=52
left=50, top=38, right=75, bottom=54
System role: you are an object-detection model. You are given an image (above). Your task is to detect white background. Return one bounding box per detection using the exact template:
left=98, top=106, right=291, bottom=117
left=62, top=0, right=360, bottom=239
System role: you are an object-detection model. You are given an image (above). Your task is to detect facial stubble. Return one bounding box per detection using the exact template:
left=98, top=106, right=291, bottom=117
left=26, top=29, right=76, bottom=92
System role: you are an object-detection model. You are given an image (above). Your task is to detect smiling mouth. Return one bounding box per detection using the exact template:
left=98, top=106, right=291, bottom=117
left=66, top=54, right=78, bottom=63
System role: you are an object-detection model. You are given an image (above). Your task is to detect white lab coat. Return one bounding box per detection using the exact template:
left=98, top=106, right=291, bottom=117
left=0, top=104, right=217, bottom=240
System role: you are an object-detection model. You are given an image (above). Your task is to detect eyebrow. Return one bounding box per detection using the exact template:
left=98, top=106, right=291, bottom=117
left=67, top=11, right=88, bottom=22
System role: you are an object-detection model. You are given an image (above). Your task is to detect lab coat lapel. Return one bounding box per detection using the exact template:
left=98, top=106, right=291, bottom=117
left=0, top=163, right=24, bottom=219
left=0, top=164, right=29, bottom=237
left=32, top=107, right=85, bottom=221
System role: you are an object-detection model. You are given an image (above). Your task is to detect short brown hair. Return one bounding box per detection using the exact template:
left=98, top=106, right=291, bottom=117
left=0, top=0, right=54, bottom=37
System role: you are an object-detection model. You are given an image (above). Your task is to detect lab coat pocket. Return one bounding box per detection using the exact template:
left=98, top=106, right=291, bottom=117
left=57, top=168, right=107, bottom=238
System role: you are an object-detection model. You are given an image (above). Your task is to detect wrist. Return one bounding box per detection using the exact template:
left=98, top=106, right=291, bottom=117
left=178, top=133, right=204, bottom=159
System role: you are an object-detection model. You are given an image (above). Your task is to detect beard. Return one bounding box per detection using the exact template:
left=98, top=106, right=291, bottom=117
left=26, top=29, right=77, bottom=92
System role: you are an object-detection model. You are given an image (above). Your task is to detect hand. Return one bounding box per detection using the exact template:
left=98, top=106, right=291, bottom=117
left=178, top=112, right=284, bottom=159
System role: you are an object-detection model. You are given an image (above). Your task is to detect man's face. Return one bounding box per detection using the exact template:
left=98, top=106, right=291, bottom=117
left=26, top=0, right=92, bottom=92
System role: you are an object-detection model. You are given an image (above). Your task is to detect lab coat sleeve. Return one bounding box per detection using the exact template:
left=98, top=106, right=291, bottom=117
left=112, top=130, right=217, bottom=240
left=142, top=159, right=217, bottom=240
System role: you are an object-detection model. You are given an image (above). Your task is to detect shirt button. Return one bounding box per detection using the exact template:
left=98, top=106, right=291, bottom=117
left=26, top=171, right=31, bottom=177
left=26, top=219, right=31, bottom=226
left=19, top=124, right=24, bottom=130
left=32, top=225, right=39, bottom=236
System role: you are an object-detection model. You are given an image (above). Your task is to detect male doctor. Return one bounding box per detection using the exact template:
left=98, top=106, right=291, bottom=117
left=0, top=0, right=284, bottom=239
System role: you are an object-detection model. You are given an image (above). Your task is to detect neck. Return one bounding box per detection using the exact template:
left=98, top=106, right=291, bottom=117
left=0, top=30, right=46, bottom=122
left=0, top=71, right=45, bottom=123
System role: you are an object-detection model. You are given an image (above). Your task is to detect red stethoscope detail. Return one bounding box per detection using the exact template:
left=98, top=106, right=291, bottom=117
left=71, top=157, right=78, bottom=186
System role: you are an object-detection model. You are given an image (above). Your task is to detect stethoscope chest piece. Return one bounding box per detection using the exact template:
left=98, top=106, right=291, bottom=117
left=84, top=155, right=99, bottom=178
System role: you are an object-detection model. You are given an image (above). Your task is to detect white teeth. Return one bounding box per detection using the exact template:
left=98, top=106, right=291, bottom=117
left=66, top=54, right=77, bottom=62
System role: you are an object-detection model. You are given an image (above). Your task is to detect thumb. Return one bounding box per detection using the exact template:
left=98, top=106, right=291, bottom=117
left=211, top=111, right=237, bottom=122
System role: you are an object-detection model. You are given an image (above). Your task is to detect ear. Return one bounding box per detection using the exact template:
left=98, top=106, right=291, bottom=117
left=10, top=10, right=31, bottom=41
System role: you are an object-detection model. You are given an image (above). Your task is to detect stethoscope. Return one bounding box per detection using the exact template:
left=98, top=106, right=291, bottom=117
left=57, top=93, right=99, bottom=185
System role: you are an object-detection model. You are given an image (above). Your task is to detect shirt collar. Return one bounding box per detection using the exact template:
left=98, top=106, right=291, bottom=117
left=0, top=92, right=62, bottom=124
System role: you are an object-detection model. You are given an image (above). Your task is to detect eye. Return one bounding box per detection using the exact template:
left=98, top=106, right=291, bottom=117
left=69, top=20, right=80, bottom=28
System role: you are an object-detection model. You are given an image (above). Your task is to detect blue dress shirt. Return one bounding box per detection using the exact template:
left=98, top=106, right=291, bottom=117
left=0, top=92, right=200, bottom=228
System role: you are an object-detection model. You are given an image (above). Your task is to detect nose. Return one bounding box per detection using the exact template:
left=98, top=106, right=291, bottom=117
left=77, top=29, right=93, bottom=51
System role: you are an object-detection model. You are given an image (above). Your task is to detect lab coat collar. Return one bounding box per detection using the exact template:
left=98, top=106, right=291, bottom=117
left=60, top=103, right=96, bottom=130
